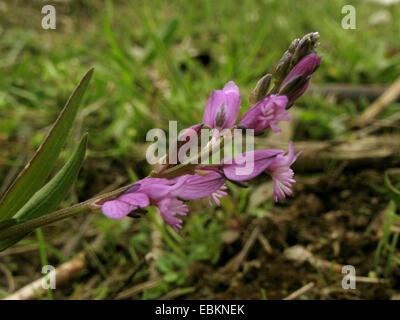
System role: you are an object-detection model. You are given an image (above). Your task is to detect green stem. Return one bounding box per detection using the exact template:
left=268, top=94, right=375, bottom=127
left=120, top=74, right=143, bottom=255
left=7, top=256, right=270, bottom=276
left=0, top=183, right=134, bottom=240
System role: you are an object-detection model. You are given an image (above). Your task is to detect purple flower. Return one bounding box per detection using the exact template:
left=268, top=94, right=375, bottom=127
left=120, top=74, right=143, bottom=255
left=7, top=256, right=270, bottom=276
left=101, top=184, right=150, bottom=220
left=222, top=149, right=284, bottom=181
left=237, top=95, right=289, bottom=135
left=102, top=73, right=306, bottom=231
left=176, top=172, right=227, bottom=206
left=219, top=142, right=300, bottom=202
left=101, top=173, right=230, bottom=231
left=202, top=81, right=241, bottom=130
left=265, top=142, right=301, bottom=202
left=158, top=197, right=188, bottom=232
left=102, top=177, right=189, bottom=231
left=280, top=53, right=322, bottom=107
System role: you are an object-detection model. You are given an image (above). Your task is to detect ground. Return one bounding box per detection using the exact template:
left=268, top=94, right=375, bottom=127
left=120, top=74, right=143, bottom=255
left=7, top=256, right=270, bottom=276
left=187, top=169, right=398, bottom=299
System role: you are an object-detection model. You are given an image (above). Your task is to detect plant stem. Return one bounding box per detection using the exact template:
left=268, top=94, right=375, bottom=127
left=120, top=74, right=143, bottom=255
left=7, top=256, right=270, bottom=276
left=0, top=183, right=134, bottom=240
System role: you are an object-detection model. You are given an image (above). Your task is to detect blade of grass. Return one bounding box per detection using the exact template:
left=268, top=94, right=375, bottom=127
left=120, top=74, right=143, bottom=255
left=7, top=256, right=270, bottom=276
left=384, top=233, right=399, bottom=278
left=83, top=241, right=107, bottom=279
left=385, top=169, right=400, bottom=208
left=36, top=228, right=53, bottom=300
left=142, top=19, right=179, bottom=65
left=148, top=208, right=185, bottom=258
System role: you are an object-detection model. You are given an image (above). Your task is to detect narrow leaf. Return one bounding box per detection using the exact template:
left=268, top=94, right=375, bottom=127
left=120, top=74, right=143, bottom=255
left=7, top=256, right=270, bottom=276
left=16, top=134, right=88, bottom=221
left=0, top=134, right=88, bottom=251
left=384, top=169, right=400, bottom=209
left=0, top=68, right=94, bottom=222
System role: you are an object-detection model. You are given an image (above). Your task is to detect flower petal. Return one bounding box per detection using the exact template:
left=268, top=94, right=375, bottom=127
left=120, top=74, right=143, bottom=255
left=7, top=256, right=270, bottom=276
left=223, top=149, right=284, bottom=181
left=238, top=95, right=289, bottom=135
left=158, top=198, right=188, bottom=232
left=222, top=81, right=241, bottom=129
left=118, top=192, right=150, bottom=208
left=203, top=90, right=226, bottom=128
left=202, top=81, right=241, bottom=129
left=177, top=172, right=226, bottom=200
left=102, top=199, right=135, bottom=219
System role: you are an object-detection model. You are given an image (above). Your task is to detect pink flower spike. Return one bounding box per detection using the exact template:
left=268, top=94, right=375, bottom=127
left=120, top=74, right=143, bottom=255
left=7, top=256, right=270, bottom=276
left=202, top=81, right=241, bottom=130
left=238, top=95, right=289, bottom=135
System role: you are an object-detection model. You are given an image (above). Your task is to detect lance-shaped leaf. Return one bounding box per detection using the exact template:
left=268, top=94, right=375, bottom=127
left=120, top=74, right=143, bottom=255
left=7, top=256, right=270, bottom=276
left=0, top=134, right=88, bottom=251
left=0, top=68, right=94, bottom=222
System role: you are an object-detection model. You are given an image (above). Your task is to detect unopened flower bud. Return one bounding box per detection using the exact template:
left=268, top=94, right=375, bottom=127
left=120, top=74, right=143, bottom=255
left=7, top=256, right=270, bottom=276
left=288, top=38, right=300, bottom=53
left=279, top=53, right=322, bottom=107
left=291, top=32, right=320, bottom=67
left=249, top=74, right=272, bottom=104
left=274, top=51, right=292, bottom=83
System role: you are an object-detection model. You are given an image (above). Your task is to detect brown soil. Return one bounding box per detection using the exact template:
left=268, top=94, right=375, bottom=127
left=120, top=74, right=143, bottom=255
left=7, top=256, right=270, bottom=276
left=186, top=169, right=400, bottom=299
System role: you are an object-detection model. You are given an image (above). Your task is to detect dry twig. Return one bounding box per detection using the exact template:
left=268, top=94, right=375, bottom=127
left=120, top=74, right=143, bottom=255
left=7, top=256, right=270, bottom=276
left=0, top=263, right=15, bottom=293
left=257, top=134, right=400, bottom=172
left=352, top=76, right=400, bottom=128
left=115, top=278, right=160, bottom=300
left=283, top=282, right=314, bottom=300
left=224, top=226, right=260, bottom=272
left=3, top=235, right=104, bottom=300
left=257, top=233, right=273, bottom=255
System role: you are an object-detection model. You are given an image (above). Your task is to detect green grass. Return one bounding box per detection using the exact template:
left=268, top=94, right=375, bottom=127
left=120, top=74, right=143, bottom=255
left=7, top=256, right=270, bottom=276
left=1, top=0, right=400, bottom=299
left=2, top=0, right=400, bottom=162
left=35, top=228, right=53, bottom=300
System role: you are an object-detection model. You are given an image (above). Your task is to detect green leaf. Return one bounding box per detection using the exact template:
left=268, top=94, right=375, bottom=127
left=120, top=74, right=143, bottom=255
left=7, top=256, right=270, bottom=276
left=16, top=134, right=88, bottom=221
left=384, top=169, right=400, bottom=208
left=0, top=68, right=94, bottom=222
left=0, top=134, right=88, bottom=251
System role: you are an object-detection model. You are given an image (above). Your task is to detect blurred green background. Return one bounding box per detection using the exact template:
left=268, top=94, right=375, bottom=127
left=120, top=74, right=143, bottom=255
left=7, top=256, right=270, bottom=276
left=0, top=0, right=400, bottom=299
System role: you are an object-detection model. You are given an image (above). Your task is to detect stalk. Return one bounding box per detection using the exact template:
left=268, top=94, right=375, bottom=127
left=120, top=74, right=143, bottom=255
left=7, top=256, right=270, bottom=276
left=0, top=183, right=135, bottom=240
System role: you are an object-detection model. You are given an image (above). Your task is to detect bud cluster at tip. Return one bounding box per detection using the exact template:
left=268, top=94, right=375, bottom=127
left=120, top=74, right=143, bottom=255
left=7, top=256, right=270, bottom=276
left=274, top=32, right=320, bottom=87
